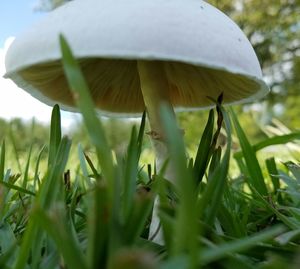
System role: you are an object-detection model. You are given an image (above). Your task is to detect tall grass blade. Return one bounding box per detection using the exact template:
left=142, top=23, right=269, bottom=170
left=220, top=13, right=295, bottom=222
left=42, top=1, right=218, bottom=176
left=77, top=144, right=91, bottom=188
left=199, top=225, right=285, bottom=265
left=124, top=188, right=153, bottom=244
left=266, top=157, right=280, bottom=193
left=0, top=222, right=18, bottom=266
left=0, top=140, right=5, bottom=181
left=33, top=145, right=46, bottom=189
left=285, top=162, right=300, bottom=181
left=208, top=146, right=222, bottom=177
left=84, top=152, right=100, bottom=179
left=137, top=111, right=146, bottom=159
left=123, top=126, right=139, bottom=222
left=14, top=136, right=71, bottom=269
left=78, top=144, right=89, bottom=178
left=160, top=104, right=198, bottom=268
left=0, top=243, right=17, bottom=269
left=13, top=218, right=38, bottom=269
left=59, top=35, right=114, bottom=189
left=39, top=136, right=71, bottom=208
left=87, top=181, right=110, bottom=269
left=9, top=126, right=22, bottom=173
left=48, top=104, right=61, bottom=169
left=193, top=109, right=214, bottom=184
left=234, top=132, right=300, bottom=159
left=0, top=181, right=35, bottom=196
left=197, top=106, right=231, bottom=227
left=22, top=144, right=32, bottom=189
left=32, top=206, right=88, bottom=269
left=230, top=108, right=268, bottom=196
left=159, top=256, right=189, bottom=269
left=251, top=186, right=300, bottom=229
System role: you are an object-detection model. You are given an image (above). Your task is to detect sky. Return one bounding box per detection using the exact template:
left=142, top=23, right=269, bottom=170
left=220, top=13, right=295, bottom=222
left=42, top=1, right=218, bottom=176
left=0, top=0, right=79, bottom=129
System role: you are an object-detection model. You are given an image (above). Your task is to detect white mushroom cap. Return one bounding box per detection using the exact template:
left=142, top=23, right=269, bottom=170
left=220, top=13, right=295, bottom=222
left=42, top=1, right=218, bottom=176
left=4, top=0, right=269, bottom=116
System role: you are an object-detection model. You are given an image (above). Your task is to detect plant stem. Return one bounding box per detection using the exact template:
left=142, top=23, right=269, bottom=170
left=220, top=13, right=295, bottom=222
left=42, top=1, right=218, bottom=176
left=137, top=60, right=176, bottom=243
left=137, top=60, right=176, bottom=173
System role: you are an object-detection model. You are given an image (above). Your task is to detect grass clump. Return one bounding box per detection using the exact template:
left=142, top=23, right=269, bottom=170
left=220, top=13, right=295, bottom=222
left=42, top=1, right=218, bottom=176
left=0, top=37, right=300, bottom=269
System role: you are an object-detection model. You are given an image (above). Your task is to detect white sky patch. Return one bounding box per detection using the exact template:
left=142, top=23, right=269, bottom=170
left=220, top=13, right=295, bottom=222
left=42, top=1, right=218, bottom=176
left=0, top=37, right=79, bottom=130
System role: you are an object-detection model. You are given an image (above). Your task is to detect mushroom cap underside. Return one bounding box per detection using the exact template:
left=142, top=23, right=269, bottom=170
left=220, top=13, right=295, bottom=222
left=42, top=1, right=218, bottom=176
left=4, top=0, right=269, bottom=116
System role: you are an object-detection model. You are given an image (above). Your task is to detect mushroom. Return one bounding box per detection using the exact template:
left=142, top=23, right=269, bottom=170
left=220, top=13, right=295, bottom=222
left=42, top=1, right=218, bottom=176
left=4, top=0, right=269, bottom=241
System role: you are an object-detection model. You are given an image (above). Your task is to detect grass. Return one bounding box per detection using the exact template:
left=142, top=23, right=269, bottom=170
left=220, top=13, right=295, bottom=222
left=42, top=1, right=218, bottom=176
left=0, top=36, right=300, bottom=269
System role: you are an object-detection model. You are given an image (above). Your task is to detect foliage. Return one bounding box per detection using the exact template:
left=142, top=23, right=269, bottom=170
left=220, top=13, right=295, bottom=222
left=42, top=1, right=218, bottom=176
left=1, top=36, right=300, bottom=269
left=208, top=0, right=300, bottom=128
left=209, top=0, right=300, bottom=98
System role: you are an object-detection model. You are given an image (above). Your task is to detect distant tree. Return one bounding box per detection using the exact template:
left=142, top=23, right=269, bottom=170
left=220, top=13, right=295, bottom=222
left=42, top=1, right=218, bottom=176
left=209, top=0, right=300, bottom=103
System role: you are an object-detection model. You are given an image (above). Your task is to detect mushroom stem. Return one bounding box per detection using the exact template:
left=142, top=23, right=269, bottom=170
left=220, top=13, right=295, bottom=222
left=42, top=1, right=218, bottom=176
left=137, top=60, right=175, bottom=174
left=137, top=60, right=176, bottom=243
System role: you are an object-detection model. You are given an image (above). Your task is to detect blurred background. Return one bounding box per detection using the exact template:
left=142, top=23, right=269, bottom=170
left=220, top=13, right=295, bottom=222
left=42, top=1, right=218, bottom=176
left=0, top=0, right=299, bottom=169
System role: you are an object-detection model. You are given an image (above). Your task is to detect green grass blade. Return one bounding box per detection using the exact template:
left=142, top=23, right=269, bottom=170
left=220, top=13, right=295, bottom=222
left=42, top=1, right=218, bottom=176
left=124, top=189, right=153, bottom=244
left=108, top=171, right=124, bottom=256
left=34, top=145, right=46, bottom=189
left=234, top=132, right=300, bottom=159
left=230, top=108, right=268, bottom=196
left=217, top=203, right=244, bottom=237
left=14, top=136, right=71, bottom=269
left=0, top=181, right=35, bottom=196
left=48, top=104, right=61, bottom=169
left=159, top=256, right=189, bottom=269
left=123, top=126, right=139, bottom=222
left=78, top=144, right=89, bottom=178
left=59, top=35, right=114, bottom=188
left=0, top=222, right=18, bottom=266
left=87, top=181, right=110, bottom=269
left=84, top=152, right=101, bottom=179
left=149, top=174, right=174, bottom=248
left=197, top=106, right=231, bottom=226
left=160, top=104, right=198, bottom=267
left=275, top=229, right=300, bottom=245
left=0, top=140, right=5, bottom=181
left=13, top=220, right=37, bottom=269
left=251, top=186, right=300, bottom=229
left=285, top=162, right=300, bottom=181
left=137, top=111, right=146, bottom=159
left=266, top=157, right=280, bottom=193
left=30, top=228, right=46, bottom=269
left=22, top=144, right=32, bottom=189
left=199, top=225, right=285, bottom=265
left=9, top=126, right=22, bottom=174
left=254, top=132, right=300, bottom=151
left=39, top=136, right=71, bottom=208
left=0, top=242, right=17, bottom=269
left=77, top=144, right=92, bottom=189
left=32, top=205, right=88, bottom=269
left=193, top=109, right=214, bottom=184
left=208, top=146, right=222, bottom=177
